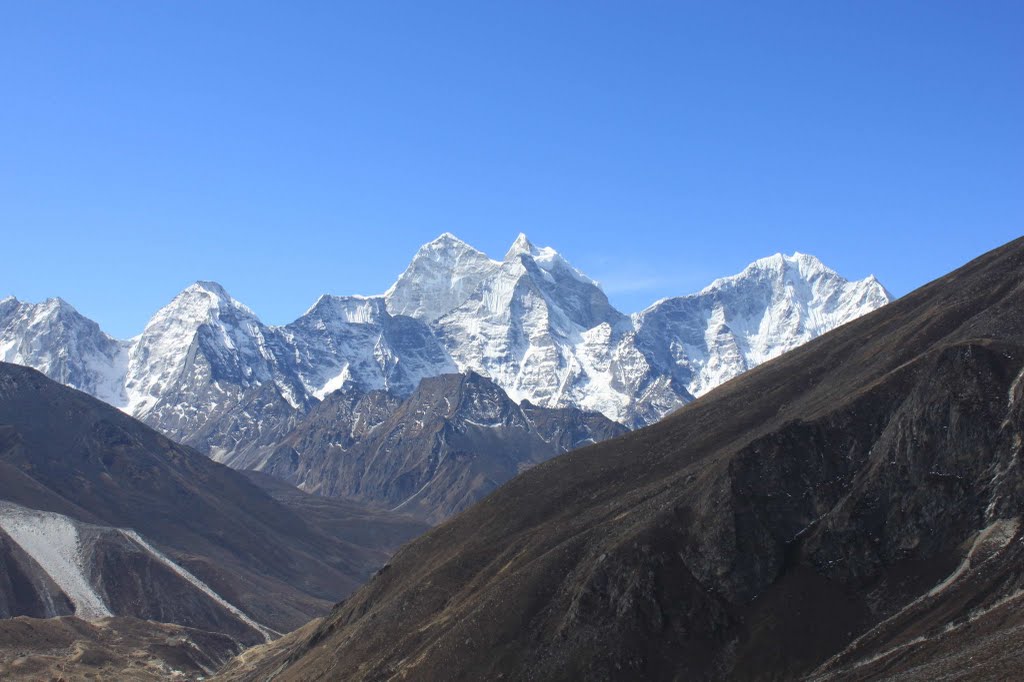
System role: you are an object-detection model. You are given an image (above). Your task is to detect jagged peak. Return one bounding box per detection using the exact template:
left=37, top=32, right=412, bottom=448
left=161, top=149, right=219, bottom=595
left=502, top=234, right=599, bottom=288
left=427, top=231, right=470, bottom=248
left=301, top=294, right=389, bottom=325
left=41, top=295, right=76, bottom=310
left=637, top=251, right=889, bottom=317
left=149, top=281, right=258, bottom=327
left=384, top=233, right=497, bottom=295
left=7, top=296, right=87, bottom=321
left=412, top=370, right=500, bottom=396
left=384, top=233, right=504, bottom=322
left=856, top=274, right=894, bottom=301
left=504, top=232, right=535, bottom=260
left=2, top=295, right=77, bottom=313
left=182, top=280, right=232, bottom=299
left=411, top=232, right=491, bottom=261
left=750, top=251, right=828, bottom=272
left=699, top=252, right=841, bottom=294
left=460, top=369, right=496, bottom=387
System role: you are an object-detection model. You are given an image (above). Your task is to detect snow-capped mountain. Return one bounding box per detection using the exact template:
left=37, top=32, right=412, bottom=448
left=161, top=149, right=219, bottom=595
left=0, top=296, right=129, bottom=406
left=284, top=294, right=457, bottom=399
left=122, top=284, right=458, bottom=457
left=1, top=233, right=892, bottom=452
left=384, top=233, right=501, bottom=323
left=387, top=234, right=893, bottom=427
left=123, top=281, right=293, bottom=415
left=630, top=252, right=893, bottom=401
left=429, top=234, right=630, bottom=412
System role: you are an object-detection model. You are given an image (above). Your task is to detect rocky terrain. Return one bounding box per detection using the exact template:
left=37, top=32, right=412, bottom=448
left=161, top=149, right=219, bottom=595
left=243, top=372, right=626, bottom=523
left=0, top=362, right=426, bottom=655
left=0, top=615, right=241, bottom=681
left=215, top=238, right=1024, bottom=681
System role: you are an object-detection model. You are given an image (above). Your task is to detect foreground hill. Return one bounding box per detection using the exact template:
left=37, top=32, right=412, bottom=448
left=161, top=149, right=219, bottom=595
left=0, top=362, right=426, bottom=646
left=0, top=615, right=240, bottom=680
left=217, top=237, right=1024, bottom=681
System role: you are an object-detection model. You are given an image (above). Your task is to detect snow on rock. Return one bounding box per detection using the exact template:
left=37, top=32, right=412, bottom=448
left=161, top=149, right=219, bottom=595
left=631, top=251, right=893, bottom=402
left=123, top=281, right=279, bottom=416
left=0, top=500, right=277, bottom=639
left=385, top=232, right=501, bottom=323
left=283, top=294, right=456, bottom=398
left=433, top=234, right=630, bottom=415
left=120, top=529, right=278, bottom=642
left=423, top=236, right=891, bottom=427
left=0, top=502, right=112, bottom=620
left=0, top=297, right=129, bottom=407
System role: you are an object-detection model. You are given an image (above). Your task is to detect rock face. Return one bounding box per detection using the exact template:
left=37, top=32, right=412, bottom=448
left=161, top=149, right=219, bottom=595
left=240, top=372, right=627, bottom=524
left=383, top=232, right=501, bottom=324
left=214, top=237, right=1024, bottom=681
left=0, top=362, right=426, bottom=640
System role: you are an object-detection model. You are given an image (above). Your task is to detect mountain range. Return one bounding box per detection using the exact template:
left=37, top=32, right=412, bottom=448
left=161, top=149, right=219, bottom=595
left=1, top=235, right=890, bottom=521
left=214, top=236, right=1024, bottom=681
left=1, top=233, right=889, bottom=428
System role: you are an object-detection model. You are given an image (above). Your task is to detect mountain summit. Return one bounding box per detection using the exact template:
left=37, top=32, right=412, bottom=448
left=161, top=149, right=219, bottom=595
left=384, top=233, right=500, bottom=323
left=0, top=296, right=129, bottom=406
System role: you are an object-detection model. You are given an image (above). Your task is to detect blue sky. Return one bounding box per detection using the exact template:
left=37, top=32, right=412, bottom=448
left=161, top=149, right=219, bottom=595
left=2, top=2, right=1021, bottom=338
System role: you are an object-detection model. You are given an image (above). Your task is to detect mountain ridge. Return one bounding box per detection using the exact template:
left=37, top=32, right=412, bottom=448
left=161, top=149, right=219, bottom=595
left=1, top=234, right=891, bottom=439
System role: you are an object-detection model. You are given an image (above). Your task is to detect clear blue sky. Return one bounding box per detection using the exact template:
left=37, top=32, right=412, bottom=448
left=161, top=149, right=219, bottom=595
left=2, top=2, right=1021, bottom=338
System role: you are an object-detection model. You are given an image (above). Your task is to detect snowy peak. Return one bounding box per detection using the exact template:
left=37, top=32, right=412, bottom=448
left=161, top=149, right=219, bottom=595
left=502, top=233, right=597, bottom=287
left=503, top=232, right=535, bottom=260
left=2, top=236, right=893, bottom=445
left=430, top=235, right=628, bottom=414
left=699, top=252, right=887, bottom=300
left=302, top=295, right=389, bottom=326
left=2, top=295, right=81, bottom=324
left=286, top=292, right=456, bottom=401
left=425, top=231, right=476, bottom=252
left=385, top=232, right=500, bottom=323
left=153, top=281, right=257, bottom=327
left=124, top=282, right=274, bottom=416
left=0, top=295, right=129, bottom=406
left=634, top=252, right=894, bottom=404
left=0, top=296, right=18, bottom=321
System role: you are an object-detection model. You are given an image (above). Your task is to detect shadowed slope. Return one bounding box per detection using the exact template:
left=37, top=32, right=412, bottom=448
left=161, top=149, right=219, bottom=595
left=0, top=363, right=425, bottom=636
left=217, top=237, right=1024, bottom=681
